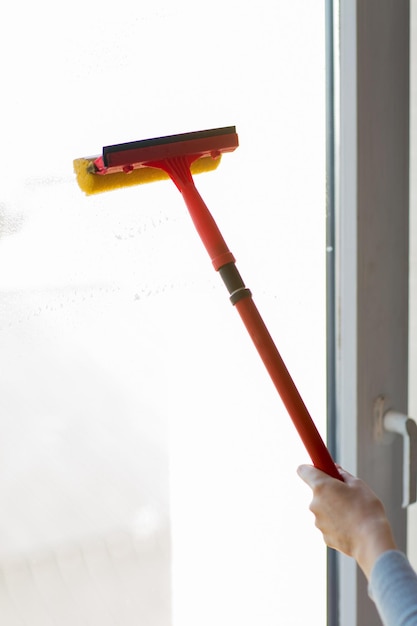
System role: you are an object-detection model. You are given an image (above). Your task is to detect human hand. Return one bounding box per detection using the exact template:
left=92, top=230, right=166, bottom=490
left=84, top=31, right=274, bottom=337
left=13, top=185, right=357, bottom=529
left=297, top=464, right=397, bottom=579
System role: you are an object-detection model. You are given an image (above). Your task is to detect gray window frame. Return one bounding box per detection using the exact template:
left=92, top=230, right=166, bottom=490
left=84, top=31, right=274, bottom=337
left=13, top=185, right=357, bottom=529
left=327, top=1, right=410, bottom=624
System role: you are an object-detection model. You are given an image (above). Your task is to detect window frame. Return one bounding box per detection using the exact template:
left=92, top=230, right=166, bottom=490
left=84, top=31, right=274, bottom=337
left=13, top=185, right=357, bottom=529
left=328, top=1, right=410, bottom=624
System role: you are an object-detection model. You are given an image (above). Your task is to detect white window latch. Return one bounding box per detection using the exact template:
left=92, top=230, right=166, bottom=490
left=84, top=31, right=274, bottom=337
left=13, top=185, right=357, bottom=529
left=383, top=410, right=417, bottom=508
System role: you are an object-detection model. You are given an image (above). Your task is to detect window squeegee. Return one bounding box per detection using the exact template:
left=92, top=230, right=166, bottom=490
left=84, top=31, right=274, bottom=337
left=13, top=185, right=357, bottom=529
left=74, top=125, right=341, bottom=480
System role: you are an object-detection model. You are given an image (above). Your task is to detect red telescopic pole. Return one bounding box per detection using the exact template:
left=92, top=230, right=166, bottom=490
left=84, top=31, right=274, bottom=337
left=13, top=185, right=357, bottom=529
left=164, top=163, right=342, bottom=480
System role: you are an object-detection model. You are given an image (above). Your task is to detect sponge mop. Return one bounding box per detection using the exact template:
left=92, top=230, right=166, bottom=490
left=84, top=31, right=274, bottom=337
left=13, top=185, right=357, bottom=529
left=73, top=154, right=220, bottom=195
left=73, top=126, right=236, bottom=195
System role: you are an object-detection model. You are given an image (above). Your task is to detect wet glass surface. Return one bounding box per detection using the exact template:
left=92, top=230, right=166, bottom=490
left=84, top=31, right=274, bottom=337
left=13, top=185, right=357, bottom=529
left=0, top=2, right=326, bottom=624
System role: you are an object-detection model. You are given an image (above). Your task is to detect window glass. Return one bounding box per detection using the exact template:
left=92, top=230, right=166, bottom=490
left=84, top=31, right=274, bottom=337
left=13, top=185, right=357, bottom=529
left=0, top=2, right=326, bottom=624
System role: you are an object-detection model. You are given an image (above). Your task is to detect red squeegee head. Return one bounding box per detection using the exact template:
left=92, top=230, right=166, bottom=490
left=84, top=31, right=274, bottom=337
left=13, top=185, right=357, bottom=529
left=82, top=126, right=342, bottom=480
left=98, top=127, right=239, bottom=271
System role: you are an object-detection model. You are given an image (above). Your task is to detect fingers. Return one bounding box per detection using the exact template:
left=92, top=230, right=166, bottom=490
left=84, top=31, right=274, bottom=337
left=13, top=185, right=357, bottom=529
left=335, top=465, right=355, bottom=480
left=297, top=464, right=353, bottom=489
left=297, top=464, right=333, bottom=488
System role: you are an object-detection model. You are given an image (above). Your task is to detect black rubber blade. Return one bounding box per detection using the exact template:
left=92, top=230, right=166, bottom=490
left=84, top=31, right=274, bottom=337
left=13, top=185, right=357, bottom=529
left=103, top=126, right=236, bottom=160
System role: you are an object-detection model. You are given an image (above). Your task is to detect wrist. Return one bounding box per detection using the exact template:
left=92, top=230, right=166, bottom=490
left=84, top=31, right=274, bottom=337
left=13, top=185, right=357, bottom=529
left=354, top=518, right=397, bottom=580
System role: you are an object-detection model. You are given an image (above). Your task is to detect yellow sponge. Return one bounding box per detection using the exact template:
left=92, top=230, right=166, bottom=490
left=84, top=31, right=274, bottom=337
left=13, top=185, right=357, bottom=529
left=73, top=155, right=221, bottom=195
